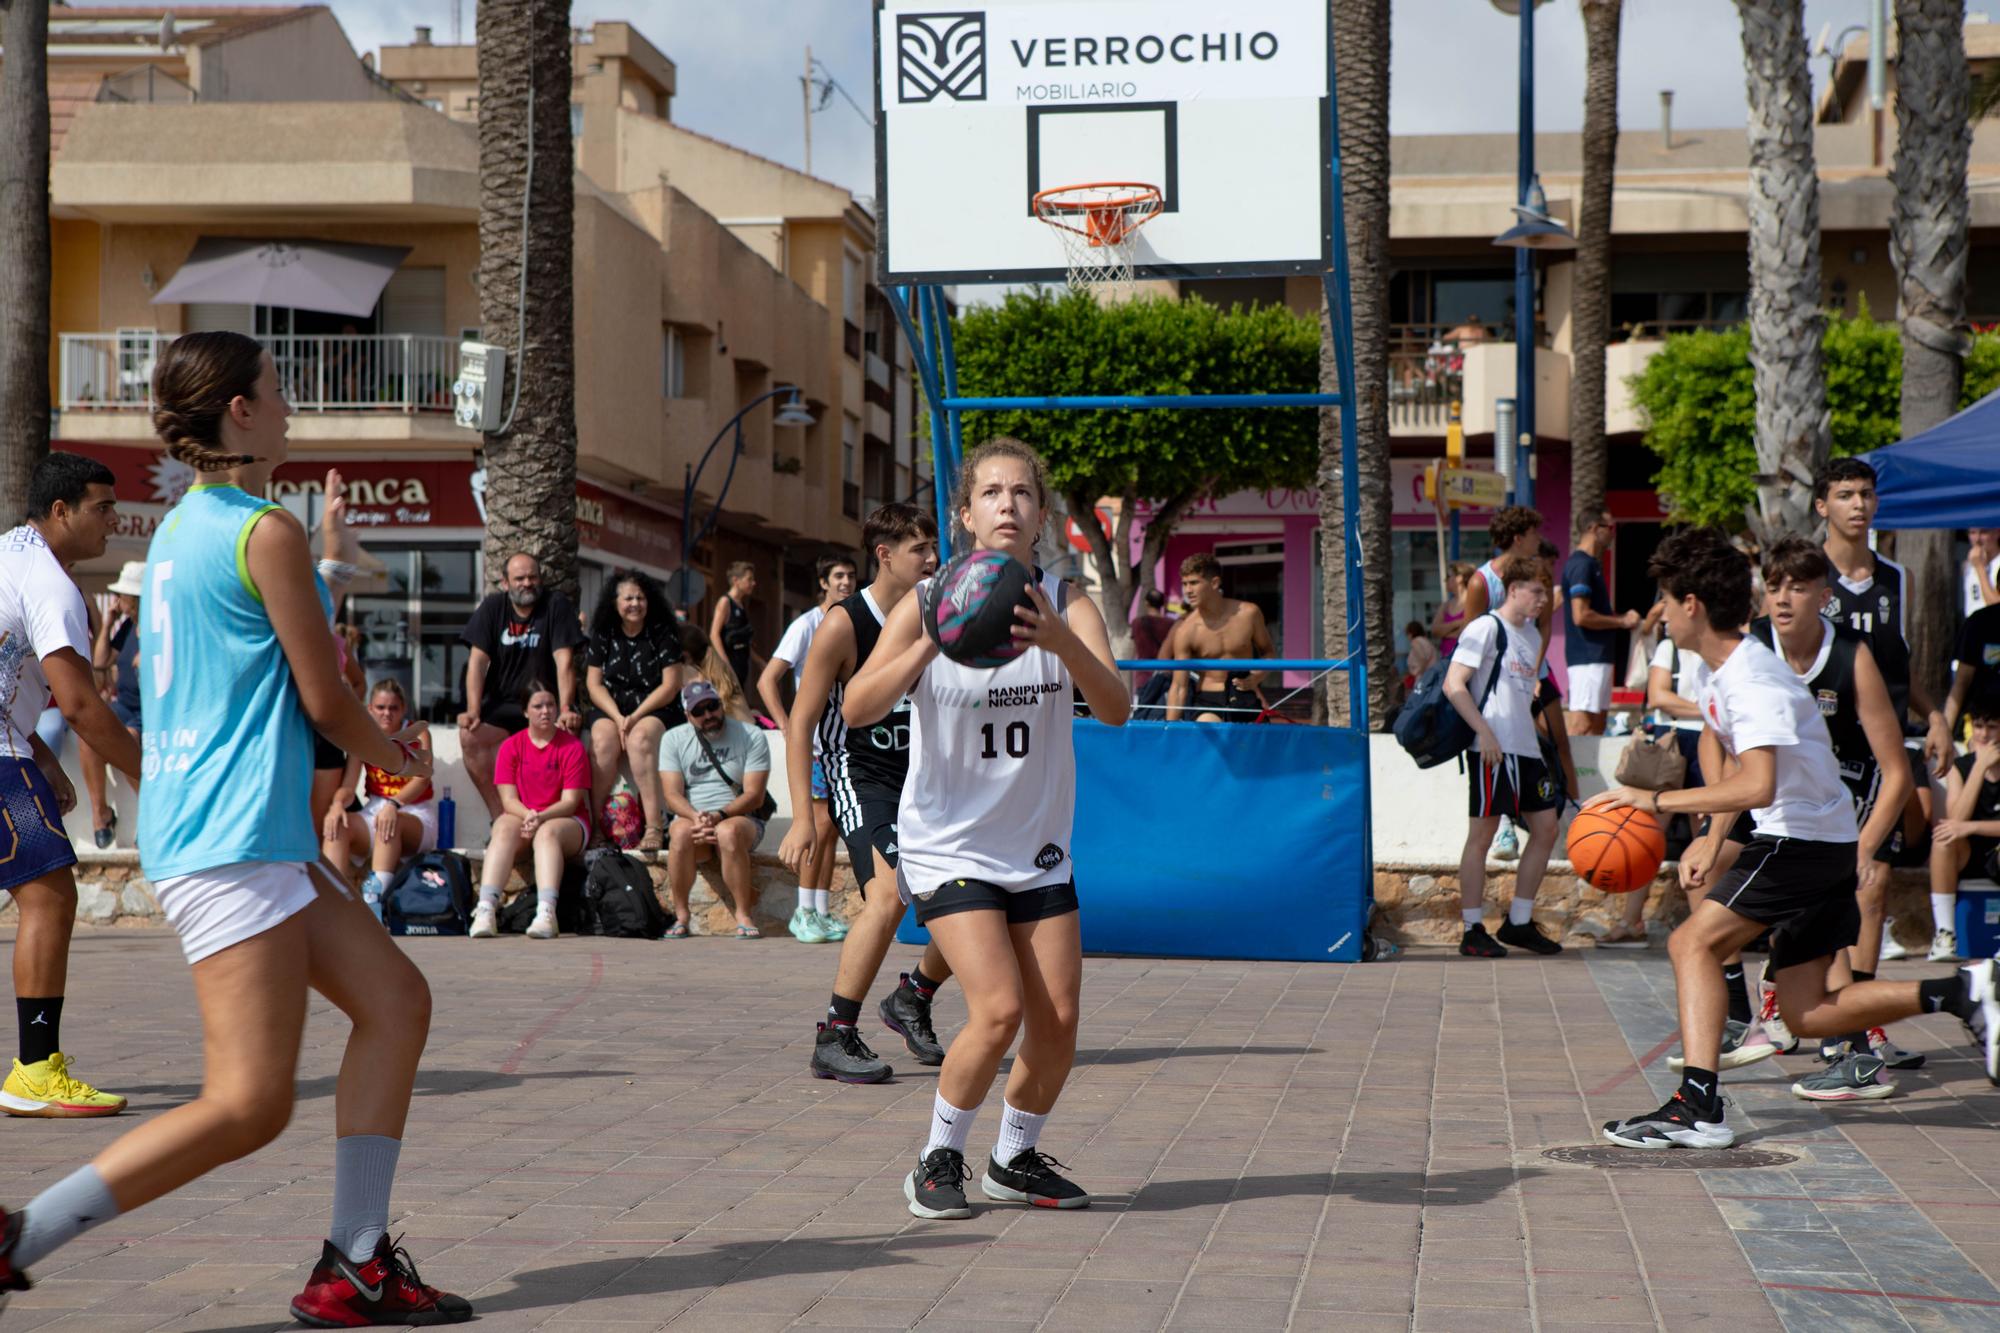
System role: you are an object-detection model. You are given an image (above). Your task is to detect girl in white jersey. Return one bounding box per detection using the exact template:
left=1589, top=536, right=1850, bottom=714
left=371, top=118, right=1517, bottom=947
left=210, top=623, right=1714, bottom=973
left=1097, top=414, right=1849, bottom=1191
left=843, top=439, right=1131, bottom=1219
left=0, top=334, right=469, bottom=1325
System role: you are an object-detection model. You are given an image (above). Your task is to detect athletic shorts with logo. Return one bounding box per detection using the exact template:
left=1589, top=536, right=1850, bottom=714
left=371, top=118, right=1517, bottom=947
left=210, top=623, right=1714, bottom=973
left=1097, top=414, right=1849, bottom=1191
left=1712, top=836, right=1861, bottom=970
left=1468, top=753, right=1558, bottom=818
left=838, top=785, right=901, bottom=892
left=0, top=758, right=77, bottom=893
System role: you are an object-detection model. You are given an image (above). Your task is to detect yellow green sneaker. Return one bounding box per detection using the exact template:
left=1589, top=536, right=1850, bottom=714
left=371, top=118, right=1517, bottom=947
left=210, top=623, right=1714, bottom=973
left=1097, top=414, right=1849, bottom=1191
left=1, top=1053, right=127, bottom=1118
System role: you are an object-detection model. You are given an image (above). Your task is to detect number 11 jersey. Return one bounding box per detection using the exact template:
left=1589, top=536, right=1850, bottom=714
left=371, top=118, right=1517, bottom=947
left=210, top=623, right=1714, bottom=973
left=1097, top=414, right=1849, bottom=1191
left=896, top=568, right=1076, bottom=896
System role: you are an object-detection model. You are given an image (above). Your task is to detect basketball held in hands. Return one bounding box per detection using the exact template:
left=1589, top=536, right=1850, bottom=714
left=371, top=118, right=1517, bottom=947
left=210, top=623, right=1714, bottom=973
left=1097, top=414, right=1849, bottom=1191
left=923, top=549, right=1036, bottom=668
left=1567, top=807, right=1666, bottom=894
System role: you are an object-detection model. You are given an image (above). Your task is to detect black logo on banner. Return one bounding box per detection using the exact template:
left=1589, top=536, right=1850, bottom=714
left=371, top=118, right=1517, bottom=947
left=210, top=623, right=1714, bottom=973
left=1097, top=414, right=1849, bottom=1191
left=898, top=12, right=988, bottom=102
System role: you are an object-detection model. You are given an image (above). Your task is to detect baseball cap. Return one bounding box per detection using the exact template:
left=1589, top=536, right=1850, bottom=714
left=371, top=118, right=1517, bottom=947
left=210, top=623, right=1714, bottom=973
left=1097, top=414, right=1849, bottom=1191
left=680, top=679, right=721, bottom=713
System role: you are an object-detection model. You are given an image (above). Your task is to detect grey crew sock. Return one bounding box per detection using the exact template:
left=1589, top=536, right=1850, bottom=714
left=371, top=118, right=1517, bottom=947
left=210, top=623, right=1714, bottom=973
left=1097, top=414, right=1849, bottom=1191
left=329, top=1134, right=402, bottom=1264
left=14, top=1164, right=119, bottom=1270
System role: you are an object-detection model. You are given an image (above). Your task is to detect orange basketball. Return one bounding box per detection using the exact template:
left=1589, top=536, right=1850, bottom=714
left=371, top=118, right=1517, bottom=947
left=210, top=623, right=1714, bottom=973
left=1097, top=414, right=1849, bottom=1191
left=1567, top=806, right=1666, bottom=893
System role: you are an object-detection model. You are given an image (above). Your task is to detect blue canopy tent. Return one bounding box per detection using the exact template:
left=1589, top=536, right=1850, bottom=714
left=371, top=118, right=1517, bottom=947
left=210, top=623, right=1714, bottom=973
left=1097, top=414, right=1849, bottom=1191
left=1859, top=387, right=2000, bottom=529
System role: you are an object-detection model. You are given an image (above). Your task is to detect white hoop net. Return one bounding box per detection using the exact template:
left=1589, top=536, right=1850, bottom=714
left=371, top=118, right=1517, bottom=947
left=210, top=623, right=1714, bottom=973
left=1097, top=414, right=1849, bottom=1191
left=1032, top=183, right=1162, bottom=293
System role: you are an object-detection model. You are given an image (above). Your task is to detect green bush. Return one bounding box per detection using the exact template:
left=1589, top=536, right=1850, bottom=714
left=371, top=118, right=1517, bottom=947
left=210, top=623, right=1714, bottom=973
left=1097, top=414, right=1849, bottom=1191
left=1628, top=309, right=2000, bottom=527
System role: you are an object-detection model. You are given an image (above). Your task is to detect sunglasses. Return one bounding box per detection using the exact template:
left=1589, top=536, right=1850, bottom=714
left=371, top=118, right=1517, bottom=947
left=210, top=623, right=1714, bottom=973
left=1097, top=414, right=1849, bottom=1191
left=688, top=701, right=721, bottom=718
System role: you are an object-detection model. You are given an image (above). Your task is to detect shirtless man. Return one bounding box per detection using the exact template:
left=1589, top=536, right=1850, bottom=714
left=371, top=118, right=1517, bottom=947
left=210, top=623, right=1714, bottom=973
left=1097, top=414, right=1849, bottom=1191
left=1166, top=552, right=1274, bottom=723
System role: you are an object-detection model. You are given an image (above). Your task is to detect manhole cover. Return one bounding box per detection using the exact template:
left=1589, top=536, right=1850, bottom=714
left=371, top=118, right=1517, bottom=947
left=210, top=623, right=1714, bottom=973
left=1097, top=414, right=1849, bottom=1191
left=1542, top=1145, right=1798, bottom=1170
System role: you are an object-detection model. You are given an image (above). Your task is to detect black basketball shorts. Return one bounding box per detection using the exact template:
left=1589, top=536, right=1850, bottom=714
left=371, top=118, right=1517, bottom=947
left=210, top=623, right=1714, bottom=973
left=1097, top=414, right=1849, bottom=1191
left=839, top=796, right=901, bottom=895
left=1468, top=754, right=1558, bottom=819
left=1712, top=836, right=1861, bottom=972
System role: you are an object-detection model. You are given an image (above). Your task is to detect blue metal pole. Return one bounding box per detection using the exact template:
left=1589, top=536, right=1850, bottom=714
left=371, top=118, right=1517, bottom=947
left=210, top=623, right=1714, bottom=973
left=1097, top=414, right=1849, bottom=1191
left=930, top=285, right=967, bottom=485
left=1514, top=0, right=1537, bottom=509
left=887, top=284, right=957, bottom=555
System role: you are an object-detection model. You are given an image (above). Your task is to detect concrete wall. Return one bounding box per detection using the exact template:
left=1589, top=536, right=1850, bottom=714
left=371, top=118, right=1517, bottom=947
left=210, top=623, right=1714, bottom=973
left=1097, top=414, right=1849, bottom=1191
left=192, top=11, right=381, bottom=104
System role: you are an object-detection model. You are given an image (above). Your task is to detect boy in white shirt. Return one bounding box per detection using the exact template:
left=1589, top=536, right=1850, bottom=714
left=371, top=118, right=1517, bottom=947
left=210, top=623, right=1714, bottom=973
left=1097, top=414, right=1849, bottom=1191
left=1442, top=554, right=1563, bottom=959
left=1589, top=528, right=2000, bottom=1150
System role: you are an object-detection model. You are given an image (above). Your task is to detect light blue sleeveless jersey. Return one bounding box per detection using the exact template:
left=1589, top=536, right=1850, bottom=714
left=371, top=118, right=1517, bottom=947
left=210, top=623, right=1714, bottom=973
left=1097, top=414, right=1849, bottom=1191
left=137, top=485, right=330, bottom=880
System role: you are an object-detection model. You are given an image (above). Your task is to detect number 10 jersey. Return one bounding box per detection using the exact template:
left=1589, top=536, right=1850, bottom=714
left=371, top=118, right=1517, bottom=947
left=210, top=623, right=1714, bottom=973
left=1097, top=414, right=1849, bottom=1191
left=896, top=568, right=1077, bottom=897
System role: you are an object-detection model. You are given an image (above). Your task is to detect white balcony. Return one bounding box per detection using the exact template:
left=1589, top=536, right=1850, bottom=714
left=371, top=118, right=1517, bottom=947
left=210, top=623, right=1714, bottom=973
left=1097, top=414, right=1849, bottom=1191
left=60, top=332, right=462, bottom=414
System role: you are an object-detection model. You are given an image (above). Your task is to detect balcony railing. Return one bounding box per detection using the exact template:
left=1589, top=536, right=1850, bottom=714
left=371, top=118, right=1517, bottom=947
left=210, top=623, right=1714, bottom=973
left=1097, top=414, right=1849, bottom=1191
left=60, top=332, right=462, bottom=414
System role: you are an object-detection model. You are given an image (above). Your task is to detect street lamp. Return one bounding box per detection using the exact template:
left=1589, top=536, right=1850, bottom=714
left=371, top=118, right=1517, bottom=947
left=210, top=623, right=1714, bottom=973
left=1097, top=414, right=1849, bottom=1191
left=677, top=386, right=816, bottom=609
left=1487, top=0, right=1563, bottom=509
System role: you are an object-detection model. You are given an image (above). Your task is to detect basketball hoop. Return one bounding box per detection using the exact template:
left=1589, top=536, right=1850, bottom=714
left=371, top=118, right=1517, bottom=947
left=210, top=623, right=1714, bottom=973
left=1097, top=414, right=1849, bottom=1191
left=1032, top=182, right=1162, bottom=292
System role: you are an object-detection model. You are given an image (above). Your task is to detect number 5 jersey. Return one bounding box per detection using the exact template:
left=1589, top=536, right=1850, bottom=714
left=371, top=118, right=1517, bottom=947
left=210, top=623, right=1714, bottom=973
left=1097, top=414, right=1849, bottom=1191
left=896, top=569, right=1077, bottom=896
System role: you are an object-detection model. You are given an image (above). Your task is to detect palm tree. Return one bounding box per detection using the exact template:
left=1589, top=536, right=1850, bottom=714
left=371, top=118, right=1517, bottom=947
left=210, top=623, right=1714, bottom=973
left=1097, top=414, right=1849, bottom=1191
left=1325, top=0, right=1392, bottom=728
left=1890, top=0, right=1971, bottom=703
left=1734, top=0, right=1829, bottom=541
left=476, top=0, right=579, bottom=595
left=1567, top=0, right=1622, bottom=529
left=0, top=0, right=52, bottom=521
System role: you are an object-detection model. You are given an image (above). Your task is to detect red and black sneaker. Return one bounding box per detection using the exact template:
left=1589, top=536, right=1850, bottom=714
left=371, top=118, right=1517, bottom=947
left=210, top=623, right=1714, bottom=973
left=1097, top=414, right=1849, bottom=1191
left=1, top=1204, right=32, bottom=1312
left=289, top=1234, right=472, bottom=1328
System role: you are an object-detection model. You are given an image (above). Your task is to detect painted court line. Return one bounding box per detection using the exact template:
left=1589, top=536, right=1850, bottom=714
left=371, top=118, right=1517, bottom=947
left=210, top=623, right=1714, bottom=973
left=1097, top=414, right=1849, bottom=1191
left=499, top=951, right=605, bottom=1075
left=1585, top=1033, right=1679, bottom=1096
left=1763, top=1280, right=2000, bottom=1309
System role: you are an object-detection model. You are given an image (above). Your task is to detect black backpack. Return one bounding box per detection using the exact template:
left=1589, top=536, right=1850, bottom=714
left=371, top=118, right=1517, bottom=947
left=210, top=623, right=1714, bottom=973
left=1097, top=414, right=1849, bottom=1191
left=384, top=851, right=476, bottom=937
left=1393, top=614, right=1503, bottom=768
left=498, top=860, right=590, bottom=934
left=583, top=852, right=671, bottom=939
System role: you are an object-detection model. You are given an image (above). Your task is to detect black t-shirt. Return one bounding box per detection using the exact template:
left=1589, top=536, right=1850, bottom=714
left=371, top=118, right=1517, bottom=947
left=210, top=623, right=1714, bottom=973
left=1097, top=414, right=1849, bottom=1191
left=1951, top=752, right=2000, bottom=824
left=110, top=618, right=141, bottom=716
left=719, top=594, right=755, bottom=684
left=460, top=590, right=582, bottom=717
left=1560, top=550, right=1615, bottom=666
left=1955, top=604, right=2000, bottom=696
left=1825, top=554, right=1910, bottom=722
left=585, top=624, right=678, bottom=716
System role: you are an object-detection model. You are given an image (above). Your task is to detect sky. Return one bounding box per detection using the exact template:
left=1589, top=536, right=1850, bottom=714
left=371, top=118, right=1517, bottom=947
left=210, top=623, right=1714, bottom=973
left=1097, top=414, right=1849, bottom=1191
left=298, top=0, right=1903, bottom=204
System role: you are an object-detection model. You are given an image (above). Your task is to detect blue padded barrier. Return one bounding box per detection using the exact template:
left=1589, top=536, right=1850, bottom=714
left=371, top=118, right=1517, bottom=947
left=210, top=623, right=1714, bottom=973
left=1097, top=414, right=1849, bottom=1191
left=896, top=718, right=1372, bottom=962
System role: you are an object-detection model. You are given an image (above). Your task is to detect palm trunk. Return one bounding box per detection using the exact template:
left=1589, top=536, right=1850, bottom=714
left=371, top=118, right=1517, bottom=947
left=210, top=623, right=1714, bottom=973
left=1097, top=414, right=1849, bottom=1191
left=1735, top=0, right=1829, bottom=541
left=477, top=0, right=578, bottom=596
left=1569, top=0, right=1623, bottom=528
left=1327, top=0, right=1392, bottom=728
left=0, top=0, right=52, bottom=523
left=1890, top=0, right=1971, bottom=701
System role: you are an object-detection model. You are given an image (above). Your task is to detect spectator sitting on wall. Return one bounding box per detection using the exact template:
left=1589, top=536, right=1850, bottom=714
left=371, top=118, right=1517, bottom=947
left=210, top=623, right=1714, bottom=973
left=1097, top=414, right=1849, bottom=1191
left=456, top=553, right=583, bottom=819
left=583, top=568, right=682, bottom=853
left=467, top=681, right=591, bottom=941
left=321, top=679, right=437, bottom=922
left=661, top=679, right=771, bottom=938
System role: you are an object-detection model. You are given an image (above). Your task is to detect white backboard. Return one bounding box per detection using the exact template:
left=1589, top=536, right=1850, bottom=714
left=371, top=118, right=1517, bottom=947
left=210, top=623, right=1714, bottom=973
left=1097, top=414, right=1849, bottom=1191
left=874, top=0, right=1334, bottom=285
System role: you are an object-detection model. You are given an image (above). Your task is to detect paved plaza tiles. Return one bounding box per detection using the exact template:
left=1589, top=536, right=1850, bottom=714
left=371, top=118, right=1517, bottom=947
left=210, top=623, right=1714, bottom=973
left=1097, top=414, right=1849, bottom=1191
left=1, top=927, right=1997, bottom=1330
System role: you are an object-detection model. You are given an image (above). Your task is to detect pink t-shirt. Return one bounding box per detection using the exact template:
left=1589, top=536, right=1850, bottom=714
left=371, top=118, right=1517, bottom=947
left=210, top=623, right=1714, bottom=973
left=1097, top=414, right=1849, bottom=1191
left=494, top=729, right=589, bottom=811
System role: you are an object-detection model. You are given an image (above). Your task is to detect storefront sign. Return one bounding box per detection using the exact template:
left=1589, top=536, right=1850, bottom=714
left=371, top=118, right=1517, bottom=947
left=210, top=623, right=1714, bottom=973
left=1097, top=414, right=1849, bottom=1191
left=576, top=481, right=683, bottom=572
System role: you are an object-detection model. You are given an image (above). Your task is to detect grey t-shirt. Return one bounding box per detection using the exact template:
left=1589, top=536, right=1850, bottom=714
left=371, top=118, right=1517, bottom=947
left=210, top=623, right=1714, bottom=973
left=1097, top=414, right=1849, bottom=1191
left=661, top=717, right=770, bottom=812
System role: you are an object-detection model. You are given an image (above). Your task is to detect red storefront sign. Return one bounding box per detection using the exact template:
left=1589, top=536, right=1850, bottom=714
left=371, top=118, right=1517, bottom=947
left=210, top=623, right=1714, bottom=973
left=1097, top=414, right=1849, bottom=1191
left=58, top=440, right=683, bottom=565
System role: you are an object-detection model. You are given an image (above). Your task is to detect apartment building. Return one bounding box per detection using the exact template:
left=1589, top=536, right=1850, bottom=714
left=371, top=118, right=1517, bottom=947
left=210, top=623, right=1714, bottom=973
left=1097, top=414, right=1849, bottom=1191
left=41, top=7, right=881, bottom=719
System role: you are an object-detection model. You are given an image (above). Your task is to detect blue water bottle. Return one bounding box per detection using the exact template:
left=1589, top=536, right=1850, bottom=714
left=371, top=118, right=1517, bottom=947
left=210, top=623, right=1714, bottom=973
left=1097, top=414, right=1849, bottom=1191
left=438, top=786, right=457, bottom=850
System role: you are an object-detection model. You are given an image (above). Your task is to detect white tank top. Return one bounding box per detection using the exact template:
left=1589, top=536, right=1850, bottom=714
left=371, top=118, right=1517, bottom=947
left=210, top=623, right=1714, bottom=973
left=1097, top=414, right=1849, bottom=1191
left=896, top=569, right=1077, bottom=896
left=1477, top=560, right=1504, bottom=608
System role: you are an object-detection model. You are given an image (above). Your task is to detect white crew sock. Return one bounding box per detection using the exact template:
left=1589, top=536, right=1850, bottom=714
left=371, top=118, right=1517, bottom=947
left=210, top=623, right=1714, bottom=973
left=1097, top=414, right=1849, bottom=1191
left=797, top=886, right=813, bottom=912
left=1462, top=907, right=1483, bottom=926
left=924, top=1092, right=978, bottom=1157
left=1933, top=893, right=1958, bottom=932
left=1508, top=898, right=1535, bottom=927
left=812, top=888, right=830, bottom=913
left=992, top=1101, right=1048, bottom=1166
left=13, top=1164, right=119, bottom=1269
left=329, top=1134, right=402, bottom=1264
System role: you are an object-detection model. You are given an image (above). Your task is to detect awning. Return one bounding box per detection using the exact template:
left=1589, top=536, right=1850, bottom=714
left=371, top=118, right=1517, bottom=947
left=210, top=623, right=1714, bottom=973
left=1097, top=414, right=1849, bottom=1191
left=1859, top=387, right=2000, bottom=529
left=151, top=237, right=412, bottom=319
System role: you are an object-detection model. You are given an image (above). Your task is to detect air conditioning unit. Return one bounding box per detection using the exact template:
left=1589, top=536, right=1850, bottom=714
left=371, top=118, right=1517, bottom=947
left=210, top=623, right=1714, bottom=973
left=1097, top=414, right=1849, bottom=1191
left=453, top=342, right=505, bottom=432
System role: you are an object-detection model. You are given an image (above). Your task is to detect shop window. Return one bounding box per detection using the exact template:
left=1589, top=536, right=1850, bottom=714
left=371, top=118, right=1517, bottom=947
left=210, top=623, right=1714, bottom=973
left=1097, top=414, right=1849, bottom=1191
left=348, top=543, right=481, bottom=724
left=663, top=325, right=685, bottom=398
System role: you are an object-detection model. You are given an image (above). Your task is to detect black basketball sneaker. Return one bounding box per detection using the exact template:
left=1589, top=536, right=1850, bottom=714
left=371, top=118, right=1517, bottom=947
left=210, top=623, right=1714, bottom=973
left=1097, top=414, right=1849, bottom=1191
left=982, top=1149, right=1091, bottom=1209
left=905, top=1148, right=973, bottom=1219
left=879, top=975, right=946, bottom=1065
